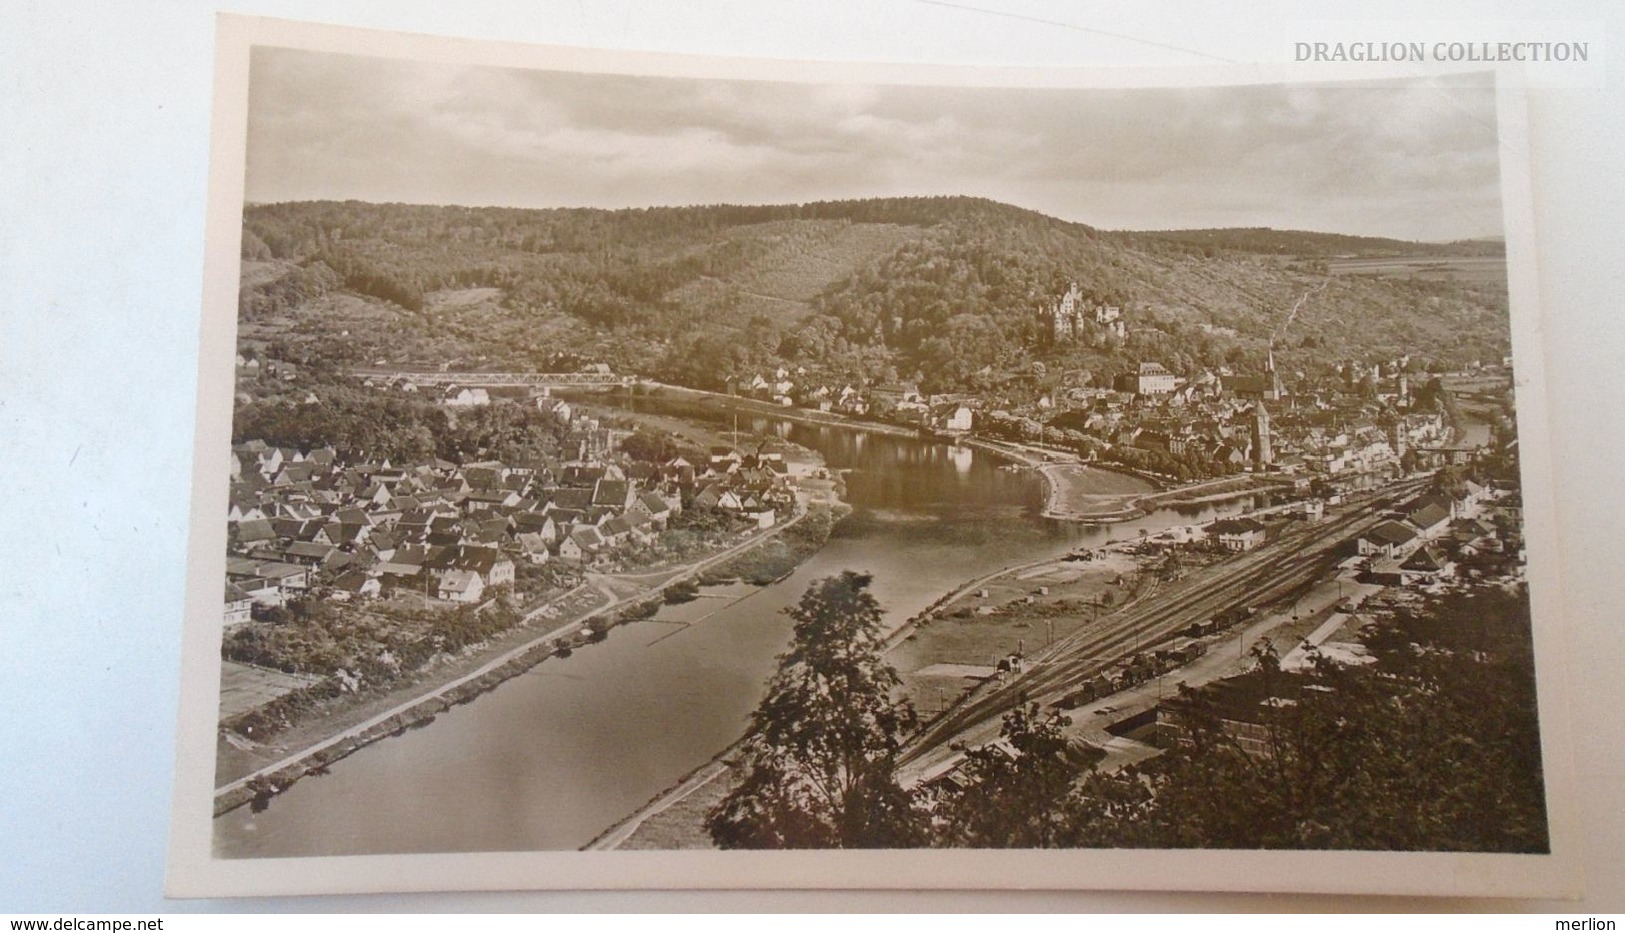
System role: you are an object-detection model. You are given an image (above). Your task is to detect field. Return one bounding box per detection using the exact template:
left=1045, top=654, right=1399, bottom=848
left=218, top=661, right=322, bottom=720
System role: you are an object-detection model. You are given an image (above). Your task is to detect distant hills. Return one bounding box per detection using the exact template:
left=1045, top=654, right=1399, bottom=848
left=238, top=196, right=1511, bottom=397
left=1124, top=227, right=1505, bottom=259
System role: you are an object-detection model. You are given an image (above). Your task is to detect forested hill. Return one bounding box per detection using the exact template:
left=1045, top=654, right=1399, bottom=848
left=238, top=197, right=1511, bottom=396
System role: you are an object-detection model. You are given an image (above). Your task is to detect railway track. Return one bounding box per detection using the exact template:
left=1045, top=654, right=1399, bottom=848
left=899, top=477, right=1430, bottom=764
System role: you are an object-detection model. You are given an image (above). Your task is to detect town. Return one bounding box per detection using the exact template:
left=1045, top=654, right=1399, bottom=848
left=217, top=269, right=1526, bottom=814
left=217, top=189, right=1538, bottom=856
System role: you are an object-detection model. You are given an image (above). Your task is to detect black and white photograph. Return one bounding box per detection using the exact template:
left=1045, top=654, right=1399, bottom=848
left=164, top=15, right=1577, bottom=898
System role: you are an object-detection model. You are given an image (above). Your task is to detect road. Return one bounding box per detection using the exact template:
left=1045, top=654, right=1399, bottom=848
left=897, top=475, right=1430, bottom=772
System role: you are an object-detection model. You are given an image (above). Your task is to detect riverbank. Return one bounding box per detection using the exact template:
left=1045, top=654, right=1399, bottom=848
left=213, top=490, right=843, bottom=819
left=634, top=381, right=929, bottom=442
left=215, top=587, right=665, bottom=816
left=1037, top=462, right=1154, bottom=522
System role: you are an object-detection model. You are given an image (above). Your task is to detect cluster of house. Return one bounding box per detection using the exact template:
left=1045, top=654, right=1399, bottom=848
left=751, top=349, right=1459, bottom=474
left=221, top=434, right=798, bottom=630
left=736, top=367, right=979, bottom=436
left=234, top=353, right=298, bottom=386
left=717, top=277, right=1484, bottom=481
left=1005, top=350, right=1466, bottom=478
left=1352, top=480, right=1520, bottom=587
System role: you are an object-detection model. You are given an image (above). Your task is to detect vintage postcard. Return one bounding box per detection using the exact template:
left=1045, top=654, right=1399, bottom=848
left=168, top=14, right=1579, bottom=898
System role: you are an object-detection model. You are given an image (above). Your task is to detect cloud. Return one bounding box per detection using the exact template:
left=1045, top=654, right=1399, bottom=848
left=244, top=47, right=1502, bottom=241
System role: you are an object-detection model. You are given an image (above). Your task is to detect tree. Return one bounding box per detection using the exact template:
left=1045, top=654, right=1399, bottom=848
left=934, top=702, right=1077, bottom=847
left=706, top=572, right=924, bottom=848
left=620, top=428, right=680, bottom=463
left=1057, top=589, right=1548, bottom=852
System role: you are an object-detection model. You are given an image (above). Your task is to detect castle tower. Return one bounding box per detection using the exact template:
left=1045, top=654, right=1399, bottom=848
left=1059, top=282, right=1080, bottom=318
left=1252, top=402, right=1273, bottom=468
left=1048, top=300, right=1073, bottom=341
left=1045, top=282, right=1085, bottom=342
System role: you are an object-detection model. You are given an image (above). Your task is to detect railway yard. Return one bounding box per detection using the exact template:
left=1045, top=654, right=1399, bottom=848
left=896, top=475, right=1433, bottom=779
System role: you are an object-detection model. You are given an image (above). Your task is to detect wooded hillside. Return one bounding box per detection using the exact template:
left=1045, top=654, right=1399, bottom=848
left=238, top=197, right=1511, bottom=393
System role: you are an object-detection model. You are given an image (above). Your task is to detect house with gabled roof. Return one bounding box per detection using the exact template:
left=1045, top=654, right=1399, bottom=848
left=279, top=501, right=324, bottom=522
left=226, top=502, right=267, bottom=524
left=425, top=529, right=464, bottom=549
left=512, top=512, right=558, bottom=543
left=333, top=506, right=371, bottom=527
left=234, top=519, right=277, bottom=550
left=1405, top=502, right=1452, bottom=539
left=437, top=569, right=486, bottom=602
left=631, top=491, right=673, bottom=529
left=443, top=386, right=490, bottom=407
left=224, top=582, right=254, bottom=628
left=514, top=533, right=552, bottom=564
left=283, top=541, right=338, bottom=567
left=1399, top=546, right=1454, bottom=585
left=592, top=478, right=634, bottom=510
left=566, top=525, right=606, bottom=561
left=599, top=515, right=634, bottom=546
left=691, top=482, right=725, bottom=511
left=375, top=545, right=431, bottom=581
left=662, top=456, right=696, bottom=485
left=561, top=465, right=606, bottom=488
left=427, top=544, right=515, bottom=589
left=1209, top=517, right=1266, bottom=551
left=271, top=460, right=319, bottom=486
left=537, top=396, right=572, bottom=423
left=254, top=561, right=310, bottom=592
left=316, top=522, right=370, bottom=550
left=252, top=447, right=284, bottom=478
left=550, top=487, right=596, bottom=512
left=556, top=532, right=585, bottom=562
left=329, top=571, right=382, bottom=602
left=547, top=507, right=588, bottom=530
left=1359, top=520, right=1420, bottom=560
left=464, top=488, right=522, bottom=511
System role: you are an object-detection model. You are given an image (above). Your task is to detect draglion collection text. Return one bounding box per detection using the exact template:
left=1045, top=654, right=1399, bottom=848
left=1295, top=41, right=1590, bottom=63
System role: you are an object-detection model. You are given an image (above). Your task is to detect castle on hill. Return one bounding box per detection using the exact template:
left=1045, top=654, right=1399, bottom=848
left=1043, top=282, right=1125, bottom=342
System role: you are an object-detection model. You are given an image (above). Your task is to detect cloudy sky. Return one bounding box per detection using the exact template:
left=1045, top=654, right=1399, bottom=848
left=245, top=47, right=1503, bottom=242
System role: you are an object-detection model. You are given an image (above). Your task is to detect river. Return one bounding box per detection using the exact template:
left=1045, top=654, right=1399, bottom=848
left=215, top=399, right=1265, bottom=857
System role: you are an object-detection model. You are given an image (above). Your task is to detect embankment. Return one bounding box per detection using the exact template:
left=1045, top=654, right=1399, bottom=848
left=216, top=592, right=667, bottom=817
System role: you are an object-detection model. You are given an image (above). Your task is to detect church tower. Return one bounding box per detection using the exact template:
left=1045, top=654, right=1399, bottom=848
left=1252, top=402, right=1273, bottom=469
